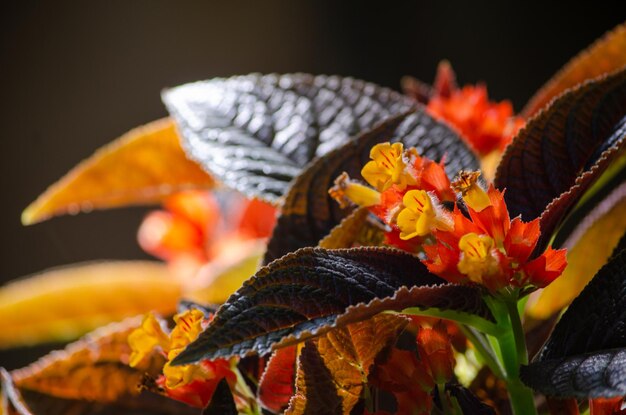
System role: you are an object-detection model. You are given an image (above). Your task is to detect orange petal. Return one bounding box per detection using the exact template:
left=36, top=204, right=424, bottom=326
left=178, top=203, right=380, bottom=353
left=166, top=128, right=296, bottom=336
left=22, top=118, right=214, bottom=225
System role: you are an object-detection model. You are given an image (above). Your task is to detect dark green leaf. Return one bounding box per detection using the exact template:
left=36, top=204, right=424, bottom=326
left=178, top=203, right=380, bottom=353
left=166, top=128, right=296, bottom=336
left=445, top=383, right=495, bottom=415
left=265, top=110, right=478, bottom=263
left=162, top=74, right=415, bottom=203
left=521, top=249, right=626, bottom=398
left=495, top=68, right=626, bottom=250
left=203, top=378, right=236, bottom=415
left=172, top=247, right=494, bottom=365
left=172, top=247, right=445, bottom=363
left=335, top=285, right=496, bottom=335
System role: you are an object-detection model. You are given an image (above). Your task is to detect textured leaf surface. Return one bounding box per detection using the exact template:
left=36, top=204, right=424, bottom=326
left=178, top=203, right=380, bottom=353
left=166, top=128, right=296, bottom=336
left=10, top=317, right=165, bottom=402
left=258, top=346, right=298, bottom=413
left=22, top=118, right=213, bottom=225
left=1, top=368, right=196, bottom=415
left=0, top=261, right=180, bottom=348
left=523, top=22, right=626, bottom=116
left=163, top=74, right=415, bottom=203
left=286, top=314, right=407, bottom=415
left=285, top=342, right=342, bottom=415
left=521, top=249, right=626, bottom=397
left=172, top=247, right=445, bottom=363
left=265, top=110, right=478, bottom=263
left=203, top=378, right=237, bottom=415
left=495, top=69, right=626, bottom=248
left=334, top=284, right=495, bottom=334
left=317, top=208, right=385, bottom=250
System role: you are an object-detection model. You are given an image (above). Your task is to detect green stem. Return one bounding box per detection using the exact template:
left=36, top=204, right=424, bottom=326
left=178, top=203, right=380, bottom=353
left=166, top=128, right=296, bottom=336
left=505, top=299, right=528, bottom=365
left=437, top=383, right=453, bottom=415
left=487, top=296, right=537, bottom=415
left=459, top=325, right=506, bottom=379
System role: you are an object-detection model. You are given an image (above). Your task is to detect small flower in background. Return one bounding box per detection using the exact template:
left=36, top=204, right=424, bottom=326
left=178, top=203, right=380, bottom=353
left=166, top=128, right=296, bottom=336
left=417, top=320, right=456, bottom=385
left=128, top=308, right=236, bottom=408
left=138, top=189, right=277, bottom=284
left=589, top=397, right=626, bottom=415
left=404, top=61, right=526, bottom=179
left=368, top=348, right=434, bottom=415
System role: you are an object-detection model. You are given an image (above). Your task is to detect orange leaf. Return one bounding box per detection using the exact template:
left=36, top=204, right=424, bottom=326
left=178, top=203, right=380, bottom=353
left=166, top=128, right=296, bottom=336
left=11, top=317, right=165, bottom=402
left=0, top=261, right=181, bottom=348
left=523, top=22, right=626, bottom=116
left=22, top=118, right=214, bottom=225
left=286, top=314, right=407, bottom=415
left=258, top=346, right=298, bottom=413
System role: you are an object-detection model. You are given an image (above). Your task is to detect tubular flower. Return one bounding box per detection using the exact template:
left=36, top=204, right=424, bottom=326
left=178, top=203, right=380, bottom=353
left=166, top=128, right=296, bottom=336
left=329, top=172, right=381, bottom=209
left=417, top=320, right=456, bottom=385
left=426, top=83, right=525, bottom=156
left=369, top=348, right=434, bottom=415
left=457, top=233, right=501, bottom=285
left=422, top=175, right=567, bottom=293
left=128, top=308, right=236, bottom=407
left=361, top=142, right=418, bottom=191
left=397, top=190, right=452, bottom=240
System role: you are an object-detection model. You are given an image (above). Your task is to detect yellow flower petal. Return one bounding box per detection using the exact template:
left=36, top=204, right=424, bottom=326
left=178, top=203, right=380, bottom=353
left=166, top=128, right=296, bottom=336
left=452, top=171, right=491, bottom=211
left=361, top=142, right=416, bottom=191
left=329, top=172, right=381, bottom=208
left=397, top=190, right=436, bottom=240
left=457, top=233, right=499, bottom=282
left=128, top=313, right=170, bottom=367
left=169, top=309, right=205, bottom=352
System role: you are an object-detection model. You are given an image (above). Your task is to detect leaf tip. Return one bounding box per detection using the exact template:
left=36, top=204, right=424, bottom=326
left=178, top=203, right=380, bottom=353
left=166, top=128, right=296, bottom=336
left=21, top=203, right=41, bottom=226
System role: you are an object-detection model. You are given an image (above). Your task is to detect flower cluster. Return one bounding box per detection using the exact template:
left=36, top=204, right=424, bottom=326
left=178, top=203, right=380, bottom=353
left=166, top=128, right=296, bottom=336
left=128, top=308, right=235, bottom=408
left=331, top=142, right=567, bottom=294
left=368, top=320, right=456, bottom=415
left=138, top=190, right=276, bottom=282
left=412, top=61, right=525, bottom=157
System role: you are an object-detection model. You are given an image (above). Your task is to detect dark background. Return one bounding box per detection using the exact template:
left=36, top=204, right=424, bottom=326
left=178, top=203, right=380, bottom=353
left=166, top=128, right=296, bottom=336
left=0, top=2, right=622, bottom=367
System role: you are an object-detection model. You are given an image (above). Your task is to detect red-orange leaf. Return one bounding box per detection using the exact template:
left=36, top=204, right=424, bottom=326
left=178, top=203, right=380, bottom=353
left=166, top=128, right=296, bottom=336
left=258, top=346, right=298, bottom=413
left=22, top=118, right=213, bottom=225
left=11, top=317, right=165, bottom=402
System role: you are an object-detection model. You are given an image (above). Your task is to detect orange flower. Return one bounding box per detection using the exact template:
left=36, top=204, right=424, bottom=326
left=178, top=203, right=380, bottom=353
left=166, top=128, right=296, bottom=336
left=369, top=348, right=434, bottom=415
left=423, top=174, right=567, bottom=293
left=427, top=83, right=524, bottom=155
left=589, top=397, right=626, bottom=415
left=128, top=309, right=236, bottom=408
left=417, top=321, right=456, bottom=384
left=138, top=190, right=276, bottom=281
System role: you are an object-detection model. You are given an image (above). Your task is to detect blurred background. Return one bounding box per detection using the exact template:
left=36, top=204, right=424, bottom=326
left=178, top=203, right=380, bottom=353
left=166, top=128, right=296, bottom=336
left=0, top=2, right=622, bottom=367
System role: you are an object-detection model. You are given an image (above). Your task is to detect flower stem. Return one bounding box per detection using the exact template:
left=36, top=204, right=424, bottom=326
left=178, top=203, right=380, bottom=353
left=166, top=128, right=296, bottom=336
left=487, top=296, right=537, bottom=415
left=459, top=325, right=506, bottom=379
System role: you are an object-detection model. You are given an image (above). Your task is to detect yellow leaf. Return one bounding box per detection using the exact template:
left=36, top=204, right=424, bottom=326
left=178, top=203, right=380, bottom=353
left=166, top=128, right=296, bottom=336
left=0, top=261, right=181, bottom=348
left=10, top=317, right=165, bottom=402
left=22, top=118, right=214, bottom=225
left=527, top=198, right=626, bottom=319
left=286, top=314, right=407, bottom=415
left=318, top=208, right=384, bottom=250
left=523, top=22, right=626, bottom=116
